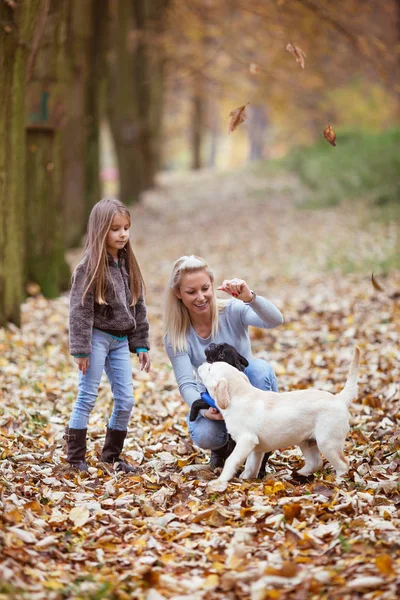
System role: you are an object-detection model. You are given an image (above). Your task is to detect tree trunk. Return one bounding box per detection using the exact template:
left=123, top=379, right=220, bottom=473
left=25, top=0, right=70, bottom=296
left=0, top=0, right=48, bottom=327
left=85, top=0, right=109, bottom=222
left=61, top=0, right=109, bottom=248
left=108, top=0, right=169, bottom=204
left=191, top=73, right=205, bottom=170
left=26, top=127, right=67, bottom=297
left=247, top=104, right=269, bottom=162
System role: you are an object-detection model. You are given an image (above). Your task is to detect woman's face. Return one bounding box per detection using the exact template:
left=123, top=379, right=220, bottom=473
left=176, top=270, right=214, bottom=319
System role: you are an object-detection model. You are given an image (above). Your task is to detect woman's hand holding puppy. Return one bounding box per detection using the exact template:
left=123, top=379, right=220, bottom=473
left=204, top=407, right=224, bottom=421
left=218, top=278, right=253, bottom=302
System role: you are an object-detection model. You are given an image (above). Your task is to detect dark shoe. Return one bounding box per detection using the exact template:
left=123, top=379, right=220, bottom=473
left=257, top=452, right=272, bottom=479
left=63, top=427, right=88, bottom=472
left=101, top=427, right=137, bottom=473
left=210, top=434, right=236, bottom=469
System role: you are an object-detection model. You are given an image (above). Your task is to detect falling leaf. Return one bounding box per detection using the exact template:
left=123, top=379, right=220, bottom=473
left=323, top=124, right=337, bottom=146
left=286, top=42, right=306, bottom=68
left=228, top=103, right=249, bottom=133
left=249, top=63, right=261, bottom=75
left=69, top=506, right=90, bottom=527
left=371, top=272, right=385, bottom=292
left=26, top=282, right=41, bottom=297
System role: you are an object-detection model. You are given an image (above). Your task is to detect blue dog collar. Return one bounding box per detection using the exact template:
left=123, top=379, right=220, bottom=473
left=200, top=391, right=217, bottom=409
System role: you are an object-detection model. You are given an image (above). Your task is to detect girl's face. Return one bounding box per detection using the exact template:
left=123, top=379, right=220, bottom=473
left=176, top=270, right=213, bottom=320
left=106, top=213, right=130, bottom=258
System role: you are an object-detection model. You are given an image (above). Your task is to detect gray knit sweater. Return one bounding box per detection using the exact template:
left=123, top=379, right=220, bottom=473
left=69, top=252, right=150, bottom=356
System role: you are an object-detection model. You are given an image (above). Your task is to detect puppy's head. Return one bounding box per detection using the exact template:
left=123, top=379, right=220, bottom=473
left=198, top=361, right=249, bottom=411
left=205, top=342, right=249, bottom=372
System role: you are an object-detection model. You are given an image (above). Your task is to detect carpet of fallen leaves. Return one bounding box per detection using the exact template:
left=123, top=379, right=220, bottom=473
left=0, top=168, right=399, bottom=600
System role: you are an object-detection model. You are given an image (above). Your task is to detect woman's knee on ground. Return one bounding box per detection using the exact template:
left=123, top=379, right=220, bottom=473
left=189, top=417, right=228, bottom=450
left=246, top=358, right=279, bottom=392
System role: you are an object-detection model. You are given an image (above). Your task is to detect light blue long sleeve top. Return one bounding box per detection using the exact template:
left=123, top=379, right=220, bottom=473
left=165, top=296, right=284, bottom=408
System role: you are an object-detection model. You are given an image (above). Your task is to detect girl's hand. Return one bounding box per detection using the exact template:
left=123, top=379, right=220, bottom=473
left=138, top=352, right=151, bottom=372
left=217, top=279, right=253, bottom=302
left=75, top=357, right=89, bottom=375
left=204, top=407, right=224, bottom=421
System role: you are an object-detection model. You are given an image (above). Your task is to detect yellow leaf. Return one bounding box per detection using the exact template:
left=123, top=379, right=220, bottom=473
left=44, top=581, right=64, bottom=590
left=69, top=506, right=90, bottom=527
left=203, top=574, right=219, bottom=589
left=376, top=554, right=394, bottom=576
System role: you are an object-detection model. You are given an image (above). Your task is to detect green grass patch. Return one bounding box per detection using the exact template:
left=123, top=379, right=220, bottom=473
left=281, top=128, right=400, bottom=216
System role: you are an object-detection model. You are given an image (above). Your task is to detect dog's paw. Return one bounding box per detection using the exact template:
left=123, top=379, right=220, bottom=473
left=182, top=463, right=213, bottom=475
left=207, top=479, right=228, bottom=493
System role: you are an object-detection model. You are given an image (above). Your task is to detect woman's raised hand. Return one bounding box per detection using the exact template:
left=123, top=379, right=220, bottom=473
left=217, top=278, right=253, bottom=302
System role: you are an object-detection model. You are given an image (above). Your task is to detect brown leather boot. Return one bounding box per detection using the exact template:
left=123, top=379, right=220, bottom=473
left=100, top=427, right=136, bottom=473
left=64, top=427, right=88, bottom=472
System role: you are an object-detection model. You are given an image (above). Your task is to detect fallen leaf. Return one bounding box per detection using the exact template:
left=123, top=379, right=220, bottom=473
left=69, top=506, right=90, bottom=527
left=371, top=272, right=385, bottom=292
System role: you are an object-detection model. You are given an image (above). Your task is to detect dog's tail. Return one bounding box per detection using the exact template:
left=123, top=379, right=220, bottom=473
left=337, top=346, right=360, bottom=406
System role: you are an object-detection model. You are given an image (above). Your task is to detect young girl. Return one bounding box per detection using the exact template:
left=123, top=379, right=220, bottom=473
left=164, top=255, right=283, bottom=472
left=65, top=198, right=150, bottom=473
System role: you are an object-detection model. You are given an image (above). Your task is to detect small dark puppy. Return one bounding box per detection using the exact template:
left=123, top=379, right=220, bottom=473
left=206, top=342, right=249, bottom=372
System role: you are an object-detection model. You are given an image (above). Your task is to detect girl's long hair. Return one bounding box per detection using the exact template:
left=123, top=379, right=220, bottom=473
left=164, top=255, right=221, bottom=353
left=78, top=198, right=145, bottom=306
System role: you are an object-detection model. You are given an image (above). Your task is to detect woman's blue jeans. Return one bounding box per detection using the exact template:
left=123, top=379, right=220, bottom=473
left=188, top=358, right=278, bottom=451
left=69, top=329, right=134, bottom=430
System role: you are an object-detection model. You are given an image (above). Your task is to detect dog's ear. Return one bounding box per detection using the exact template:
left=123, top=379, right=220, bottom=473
left=232, top=353, right=249, bottom=372
left=214, top=378, right=230, bottom=410
left=237, top=353, right=249, bottom=371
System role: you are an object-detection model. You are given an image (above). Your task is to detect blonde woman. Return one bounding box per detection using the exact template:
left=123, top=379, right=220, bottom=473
left=164, top=255, right=283, bottom=470
left=65, top=198, right=150, bottom=473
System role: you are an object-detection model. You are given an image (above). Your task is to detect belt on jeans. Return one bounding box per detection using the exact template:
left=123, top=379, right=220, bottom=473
left=95, top=327, right=132, bottom=338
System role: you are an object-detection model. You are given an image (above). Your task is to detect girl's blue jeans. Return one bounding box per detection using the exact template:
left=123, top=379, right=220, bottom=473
left=188, top=358, right=278, bottom=451
left=69, top=329, right=134, bottom=430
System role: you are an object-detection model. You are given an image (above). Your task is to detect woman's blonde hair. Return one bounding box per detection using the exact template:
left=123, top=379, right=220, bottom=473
left=164, top=255, right=220, bottom=353
left=77, top=198, right=145, bottom=306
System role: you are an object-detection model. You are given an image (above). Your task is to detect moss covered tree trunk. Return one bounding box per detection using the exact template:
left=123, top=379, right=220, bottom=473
left=108, top=0, right=169, bottom=204
left=25, top=0, right=70, bottom=297
left=0, top=0, right=49, bottom=327
left=61, top=0, right=109, bottom=248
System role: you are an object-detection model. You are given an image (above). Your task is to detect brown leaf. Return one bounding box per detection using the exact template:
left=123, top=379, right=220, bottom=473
left=283, top=502, right=302, bottom=523
left=26, top=282, right=41, bottom=297
left=286, top=42, right=306, bottom=68
left=228, top=103, right=249, bottom=133
left=371, top=272, right=385, bottom=292
left=323, top=124, right=337, bottom=146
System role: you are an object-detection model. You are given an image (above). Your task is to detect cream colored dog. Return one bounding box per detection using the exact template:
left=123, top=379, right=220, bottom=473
left=198, top=348, right=360, bottom=483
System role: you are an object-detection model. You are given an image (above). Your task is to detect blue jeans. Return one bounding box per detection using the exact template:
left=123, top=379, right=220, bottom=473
left=188, top=358, right=278, bottom=450
left=69, top=329, right=134, bottom=430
